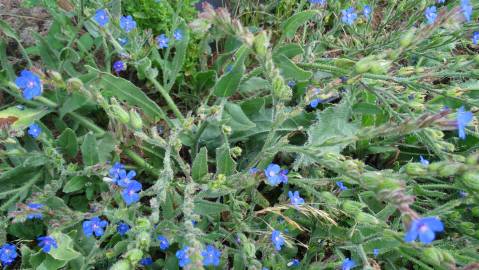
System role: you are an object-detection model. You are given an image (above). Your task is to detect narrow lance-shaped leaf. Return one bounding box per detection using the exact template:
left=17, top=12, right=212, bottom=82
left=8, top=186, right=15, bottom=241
left=213, top=45, right=250, bottom=97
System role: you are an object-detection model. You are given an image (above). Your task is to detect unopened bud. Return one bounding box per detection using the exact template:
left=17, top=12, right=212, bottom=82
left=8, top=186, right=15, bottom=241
left=423, top=247, right=443, bottom=266
left=400, top=28, right=416, bottom=48
left=462, top=171, right=479, bottom=190
left=253, top=31, right=268, bottom=58
left=405, top=163, right=428, bottom=176
left=230, top=146, right=242, bottom=158
left=136, top=217, right=152, bottom=231
left=129, top=109, right=143, bottom=130
left=66, top=78, right=83, bottom=91
left=137, top=232, right=151, bottom=250
left=110, top=260, right=133, bottom=270
left=125, top=249, right=143, bottom=264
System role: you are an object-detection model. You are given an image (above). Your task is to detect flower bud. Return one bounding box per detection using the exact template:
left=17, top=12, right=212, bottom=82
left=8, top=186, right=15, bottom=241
left=377, top=178, right=402, bottom=191
left=466, top=153, right=479, bottom=165
left=440, top=250, right=455, bottom=264
left=111, top=105, right=130, bottom=124
left=462, top=171, right=479, bottom=190
left=369, top=60, right=391, bottom=75
left=355, top=212, right=380, bottom=225
left=221, top=125, right=232, bottom=136
left=135, top=217, right=152, bottom=231
left=48, top=70, right=62, bottom=82
left=126, top=249, right=143, bottom=264
left=459, top=222, right=475, bottom=235
left=253, top=31, right=269, bottom=58
left=354, top=56, right=375, bottom=73
left=129, top=109, right=143, bottom=130
left=400, top=28, right=416, bottom=48
left=470, top=206, right=479, bottom=217
left=342, top=200, right=365, bottom=215
left=320, top=191, right=338, bottom=206
left=423, top=247, right=443, bottom=266
left=230, top=146, right=242, bottom=158
left=438, top=163, right=463, bottom=177
left=404, top=163, right=428, bottom=176
left=110, top=260, right=133, bottom=270
left=66, top=78, right=84, bottom=91
left=137, top=231, right=151, bottom=250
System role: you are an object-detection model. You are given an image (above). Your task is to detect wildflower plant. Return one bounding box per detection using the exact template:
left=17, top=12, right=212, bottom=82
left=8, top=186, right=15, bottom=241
left=0, top=0, right=478, bottom=269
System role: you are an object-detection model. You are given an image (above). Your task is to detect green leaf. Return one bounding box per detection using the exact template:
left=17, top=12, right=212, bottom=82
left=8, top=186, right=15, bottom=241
left=57, top=128, right=78, bottom=157
left=224, top=102, right=256, bottom=131
left=168, top=21, right=189, bottom=87
left=81, top=132, right=99, bottom=166
left=0, top=106, right=49, bottom=129
left=86, top=66, right=165, bottom=122
left=273, top=54, right=312, bottom=81
left=216, top=144, right=236, bottom=176
left=213, top=45, right=250, bottom=97
left=0, top=41, right=15, bottom=80
left=0, top=19, right=20, bottom=40
left=352, top=102, right=382, bottom=115
left=274, top=44, right=304, bottom=58
left=192, top=147, right=208, bottom=181
left=193, top=199, right=229, bottom=215
left=194, top=70, right=216, bottom=93
left=63, top=176, right=87, bottom=193
left=49, top=232, right=81, bottom=261
left=239, top=77, right=270, bottom=93
left=59, top=93, right=88, bottom=118
left=281, top=10, right=319, bottom=39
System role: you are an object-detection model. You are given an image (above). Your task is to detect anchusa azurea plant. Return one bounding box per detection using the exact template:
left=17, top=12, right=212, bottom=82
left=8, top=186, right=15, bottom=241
left=0, top=0, right=478, bottom=269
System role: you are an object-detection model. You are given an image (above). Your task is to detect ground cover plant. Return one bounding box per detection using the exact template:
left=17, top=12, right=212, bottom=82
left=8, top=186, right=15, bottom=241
left=0, top=0, right=478, bottom=269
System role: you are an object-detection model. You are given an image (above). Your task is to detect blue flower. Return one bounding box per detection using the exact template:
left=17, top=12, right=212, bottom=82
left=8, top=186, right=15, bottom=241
left=456, top=106, right=473, bottom=140
left=249, top=167, right=259, bottom=174
left=176, top=247, right=190, bottom=268
left=287, top=259, right=300, bottom=267
left=157, top=235, right=170, bottom=250
left=342, top=258, right=356, bottom=270
left=473, top=32, right=479, bottom=45
left=109, top=162, right=125, bottom=181
left=202, top=245, right=221, bottom=266
left=140, top=257, right=153, bottom=266
left=288, top=80, right=296, bottom=87
left=37, top=236, right=58, bottom=253
left=309, top=0, right=326, bottom=5
left=0, top=243, right=17, bottom=266
left=264, top=163, right=288, bottom=186
left=121, top=180, right=142, bottom=206
left=118, top=37, right=128, bottom=46
left=225, top=65, right=233, bottom=73
left=94, top=9, right=109, bottom=27
left=459, top=191, right=468, bottom=197
left=82, top=217, right=108, bottom=238
left=173, top=29, right=183, bottom=41
left=461, top=0, right=472, bottom=22
left=27, top=203, right=44, bottom=220
left=117, top=222, right=130, bottom=236
left=28, top=123, right=42, bottom=139
left=363, top=5, right=372, bottom=18
left=310, top=98, right=323, bottom=108
left=156, top=34, right=169, bottom=49
left=15, top=70, right=42, bottom=100
left=404, top=217, right=444, bottom=244
left=419, top=155, right=429, bottom=166
left=437, top=0, right=445, bottom=3
left=271, top=230, right=285, bottom=251
left=120, top=15, right=137, bottom=33
left=336, top=181, right=347, bottom=191
left=288, top=191, right=305, bottom=207
left=373, top=248, right=379, bottom=257
left=341, top=7, right=358, bottom=25
left=117, top=169, right=137, bottom=188
left=424, top=6, right=437, bottom=24
left=113, top=61, right=126, bottom=73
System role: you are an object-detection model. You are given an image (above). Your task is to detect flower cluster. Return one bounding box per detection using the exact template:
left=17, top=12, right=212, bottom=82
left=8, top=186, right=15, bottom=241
left=109, top=162, right=143, bottom=206
left=156, top=29, right=183, bottom=49
left=264, top=163, right=288, bottom=186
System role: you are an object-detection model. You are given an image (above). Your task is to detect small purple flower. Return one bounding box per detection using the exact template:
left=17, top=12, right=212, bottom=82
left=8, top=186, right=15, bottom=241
left=113, top=60, right=126, bottom=74
left=173, top=29, right=183, bottom=41
left=225, top=65, right=233, bottom=73
left=404, top=217, right=444, bottom=244
left=120, top=15, right=137, bottom=33
left=288, top=80, right=296, bottom=87
left=202, top=245, right=221, bottom=266
left=156, top=34, right=169, bottom=49
left=287, top=259, right=300, bottom=267
left=37, top=236, right=58, bottom=253
left=27, top=203, right=44, bottom=220
left=288, top=191, right=305, bottom=207
left=424, top=6, right=437, bottom=25
left=342, top=258, right=356, bottom=270
left=271, top=230, right=285, bottom=251
left=0, top=243, right=17, bottom=266
left=437, top=0, right=445, bottom=3
left=264, top=163, right=288, bottom=186
left=140, top=257, right=153, bottom=266
left=309, top=0, right=326, bottom=5
left=176, top=246, right=190, bottom=268
left=94, top=9, right=109, bottom=27
left=461, top=0, right=472, bottom=22
left=419, top=155, right=429, bottom=166
left=28, top=123, right=42, bottom=139
left=456, top=106, right=473, bottom=140
left=310, top=98, right=323, bottom=108
left=15, top=70, right=42, bottom=100
left=109, top=162, right=125, bottom=181
left=336, top=181, right=347, bottom=191
left=363, top=5, right=372, bottom=18
left=341, top=7, right=358, bottom=25
left=373, top=248, right=379, bottom=257
left=157, top=235, right=170, bottom=250
left=118, top=37, right=128, bottom=46
left=117, top=170, right=137, bottom=188
left=121, top=180, right=142, bottom=206
left=117, top=222, right=130, bottom=236
left=249, top=167, right=259, bottom=174
left=459, top=191, right=468, bottom=197
left=473, top=32, right=479, bottom=45
left=82, top=216, right=108, bottom=238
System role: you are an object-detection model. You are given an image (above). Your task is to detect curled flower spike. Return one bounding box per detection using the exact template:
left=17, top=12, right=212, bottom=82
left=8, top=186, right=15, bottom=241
left=424, top=6, right=437, bottom=25
left=37, top=236, right=58, bottom=253
left=82, top=217, right=108, bottom=238
left=94, top=9, right=109, bottom=27
left=201, top=245, right=221, bottom=266
left=15, top=70, right=42, bottom=100
left=157, top=235, right=170, bottom=250
left=28, top=123, right=42, bottom=139
left=456, top=106, right=473, bottom=140
left=119, top=15, right=137, bottom=33
left=342, top=258, right=356, bottom=270
left=288, top=191, right=305, bottom=208
left=176, top=246, right=190, bottom=267
left=0, top=243, right=17, bottom=266
left=341, top=7, right=358, bottom=25
left=404, top=217, right=444, bottom=244
left=271, top=230, right=285, bottom=251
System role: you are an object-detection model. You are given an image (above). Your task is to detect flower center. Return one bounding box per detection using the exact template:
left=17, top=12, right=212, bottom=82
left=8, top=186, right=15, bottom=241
left=27, top=81, right=35, bottom=88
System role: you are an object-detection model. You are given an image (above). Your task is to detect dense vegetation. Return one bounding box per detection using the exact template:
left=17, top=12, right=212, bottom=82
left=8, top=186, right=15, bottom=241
left=0, top=0, right=478, bottom=269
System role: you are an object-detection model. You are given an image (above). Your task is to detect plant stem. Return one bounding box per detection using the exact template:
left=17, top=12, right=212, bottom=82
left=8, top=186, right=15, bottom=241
left=147, top=75, right=185, bottom=125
